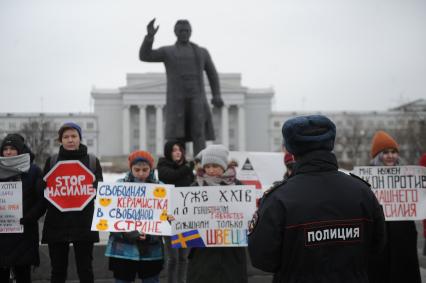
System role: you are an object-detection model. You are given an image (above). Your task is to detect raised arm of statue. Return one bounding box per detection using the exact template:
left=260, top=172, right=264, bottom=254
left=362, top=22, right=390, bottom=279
left=204, top=49, right=224, bottom=108
left=139, top=18, right=165, bottom=62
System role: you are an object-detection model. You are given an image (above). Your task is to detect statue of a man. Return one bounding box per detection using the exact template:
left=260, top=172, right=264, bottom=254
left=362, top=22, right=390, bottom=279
left=139, top=19, right=224, bottom=155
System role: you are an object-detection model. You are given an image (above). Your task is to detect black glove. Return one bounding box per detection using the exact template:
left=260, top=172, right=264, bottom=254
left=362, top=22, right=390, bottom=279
left=19, top=217, right=33, bottom=225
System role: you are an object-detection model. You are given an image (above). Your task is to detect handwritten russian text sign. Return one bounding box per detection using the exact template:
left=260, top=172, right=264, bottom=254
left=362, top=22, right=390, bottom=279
left=170, top=185, right=256, bottom=247
left=0, top=182, right=23, bottom=233
left=91, top=182, right=172, bottom=236
left=352, top=166, right=426, bottom=220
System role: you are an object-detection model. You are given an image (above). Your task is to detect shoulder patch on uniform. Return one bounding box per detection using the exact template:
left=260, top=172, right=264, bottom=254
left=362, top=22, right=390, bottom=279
left=262, top=179, right=287, bottom=199
left=248, top=211, right=259, bottom=235
left=349, top=173, right=371, bottom=187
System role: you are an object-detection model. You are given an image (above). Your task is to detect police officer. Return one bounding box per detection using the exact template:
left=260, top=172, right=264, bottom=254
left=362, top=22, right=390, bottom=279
left=248, top=115, right=386, bottom=283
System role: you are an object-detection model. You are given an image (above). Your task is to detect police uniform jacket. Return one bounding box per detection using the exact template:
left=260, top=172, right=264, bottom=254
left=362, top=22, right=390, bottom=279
left=248, top=150, right=386, bottom=283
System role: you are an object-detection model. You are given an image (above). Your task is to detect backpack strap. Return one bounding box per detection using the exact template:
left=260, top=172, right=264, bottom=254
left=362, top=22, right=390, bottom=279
left=88, top=154, right=97, bottom=173
left=50, top=153, right=59, bottom=170
left=49, top=153, right=96, bottom=174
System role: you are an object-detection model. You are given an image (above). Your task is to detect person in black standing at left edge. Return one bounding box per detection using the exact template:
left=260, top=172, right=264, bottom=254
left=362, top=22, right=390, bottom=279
left=0, top=134, right=44, bottom=283
left=41, top=123, right=103, bottom=283
left=248, top=115, right=386, bottom=283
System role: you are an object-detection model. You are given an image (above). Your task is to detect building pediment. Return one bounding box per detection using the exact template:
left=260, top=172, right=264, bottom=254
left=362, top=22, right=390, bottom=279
left=120, top=81, right=167, bottom=93
left=120, top=80, right=247, bottom=94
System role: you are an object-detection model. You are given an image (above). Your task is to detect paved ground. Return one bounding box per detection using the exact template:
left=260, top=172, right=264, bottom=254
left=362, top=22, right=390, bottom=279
left=29, top=221, right=426, bottom=282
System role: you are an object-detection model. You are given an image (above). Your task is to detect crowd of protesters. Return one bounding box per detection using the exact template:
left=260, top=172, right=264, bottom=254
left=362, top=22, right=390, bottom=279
left=0, top=117, right=425, bottom=282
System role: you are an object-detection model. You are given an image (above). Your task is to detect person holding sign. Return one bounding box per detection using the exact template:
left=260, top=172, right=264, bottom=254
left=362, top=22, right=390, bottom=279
left=41, top=123, right=103, bottom=283
left=0, top=134, right=44, bottom=283
left=367, top=130, right=421, bottom=283
left=106, top=150, right=164, bottom=283
left=157, top=141, right=194, bottom=283
left=186, top=144, right=248, bottom=283
left=248, top=115, right=386, bottom=283
left=420, top=154, right=426, bottom=256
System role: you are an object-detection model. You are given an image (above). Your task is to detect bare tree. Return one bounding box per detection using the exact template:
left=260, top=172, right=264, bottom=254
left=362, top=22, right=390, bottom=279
left=336, top=114, right=372, bottom=168
left=392, top=112, right=426, bottom=164
left=20, top=117, right=55, bottom=166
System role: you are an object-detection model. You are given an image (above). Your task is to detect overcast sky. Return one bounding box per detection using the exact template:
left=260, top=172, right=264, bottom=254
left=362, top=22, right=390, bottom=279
left=0, top=0, right=425, bottom=113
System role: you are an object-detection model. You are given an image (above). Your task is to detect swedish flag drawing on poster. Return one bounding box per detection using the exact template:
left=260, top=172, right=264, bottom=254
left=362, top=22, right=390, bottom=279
left=171, top=230, right=205, bottom=248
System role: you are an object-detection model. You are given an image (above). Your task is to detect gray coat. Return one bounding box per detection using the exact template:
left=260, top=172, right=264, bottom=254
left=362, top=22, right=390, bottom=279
left=140, top=36, right=220, bottom=142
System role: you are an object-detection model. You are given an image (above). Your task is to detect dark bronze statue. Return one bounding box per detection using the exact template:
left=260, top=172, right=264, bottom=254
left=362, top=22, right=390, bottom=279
left=139, top=19, right=224, bottom=155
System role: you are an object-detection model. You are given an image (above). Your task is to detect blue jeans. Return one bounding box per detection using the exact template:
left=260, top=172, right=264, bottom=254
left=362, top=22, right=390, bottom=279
left=115, top=275, right=159, bottom=283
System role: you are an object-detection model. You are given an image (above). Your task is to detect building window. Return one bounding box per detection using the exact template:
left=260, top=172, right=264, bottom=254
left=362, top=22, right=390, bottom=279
left=229, top=129, right=235, bottom=138
left=87, top=139, right=94, bottom=146
left=87, top=122, right=94, bottom=130
left=273, top=121, right=281, bottom=128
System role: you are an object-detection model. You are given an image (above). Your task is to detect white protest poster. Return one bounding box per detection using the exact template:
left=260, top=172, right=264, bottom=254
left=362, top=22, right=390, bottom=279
left=352, top=166, right=426, bottom=220
left=230, top=151, right=285, bottom=191
left=0, top=182, right=23, bottom=233
left=91, top=182, right=173, bottom=236
left=169, top=185, right=256, bottom=248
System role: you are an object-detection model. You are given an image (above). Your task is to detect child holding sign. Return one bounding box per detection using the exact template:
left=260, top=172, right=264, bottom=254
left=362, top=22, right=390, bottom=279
left=187, top=144, right=248, bottom=283
left=106, top=150, right=164, bottom=283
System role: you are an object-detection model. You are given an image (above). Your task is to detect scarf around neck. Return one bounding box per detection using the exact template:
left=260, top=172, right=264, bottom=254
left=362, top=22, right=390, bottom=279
left=0, top=153, right=30, bottom=179
left=196, top=167, right=237, bottom=186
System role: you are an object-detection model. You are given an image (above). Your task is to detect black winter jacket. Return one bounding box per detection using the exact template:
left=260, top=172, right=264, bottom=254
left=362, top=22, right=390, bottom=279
left=157, top=158, right=194, bottom=187
left=187, top=177, right=248, bottom=283
left=248, top=150, right=386, bottom=283
left=0, top=163, right=44, bottom=266
left=157, top=140, right=194, bottom=187
left=41, top=144, right=103, bottom=243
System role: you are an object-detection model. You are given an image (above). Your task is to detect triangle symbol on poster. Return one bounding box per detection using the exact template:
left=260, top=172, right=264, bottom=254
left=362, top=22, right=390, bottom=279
left=242, top=158, right=254, bottom=171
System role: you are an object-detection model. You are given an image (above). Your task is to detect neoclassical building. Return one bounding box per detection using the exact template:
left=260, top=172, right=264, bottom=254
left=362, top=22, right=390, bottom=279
left=91, top=73, right=274, bottom=157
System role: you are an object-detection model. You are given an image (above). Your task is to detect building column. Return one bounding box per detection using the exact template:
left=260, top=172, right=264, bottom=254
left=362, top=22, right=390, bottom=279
left=122, top=105, right=131, bottom=155
left=221, top=105, right=229, bottom=148
left=238, top=105, right=246, bottom=151
left=155, top=105, right=164, bottom=156
left=138, top=105, right=147, bottom=150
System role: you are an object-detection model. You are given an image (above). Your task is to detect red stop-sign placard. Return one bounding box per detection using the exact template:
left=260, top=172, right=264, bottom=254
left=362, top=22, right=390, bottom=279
left=43, top=160, right=96, bottom=212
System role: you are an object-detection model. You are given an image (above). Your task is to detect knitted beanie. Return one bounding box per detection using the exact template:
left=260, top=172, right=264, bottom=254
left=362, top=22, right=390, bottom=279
left=282, top=115, right=336, bottom=156
left=58, top=122, right=82, bottom=140
left=128, top=150, right=155, bottom=169
left=419, top=154, right=426, bottom=167
left=284, top=152, right=295, bottom=165
left=201, top=144, right=229, bottom=170
left=1, top=134, right=25, bottom=155
left=370, top=130, right=399, bottom=158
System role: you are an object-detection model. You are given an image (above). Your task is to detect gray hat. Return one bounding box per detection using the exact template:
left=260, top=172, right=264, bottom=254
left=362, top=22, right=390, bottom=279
left=201, top=144, right=229, bottom=170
